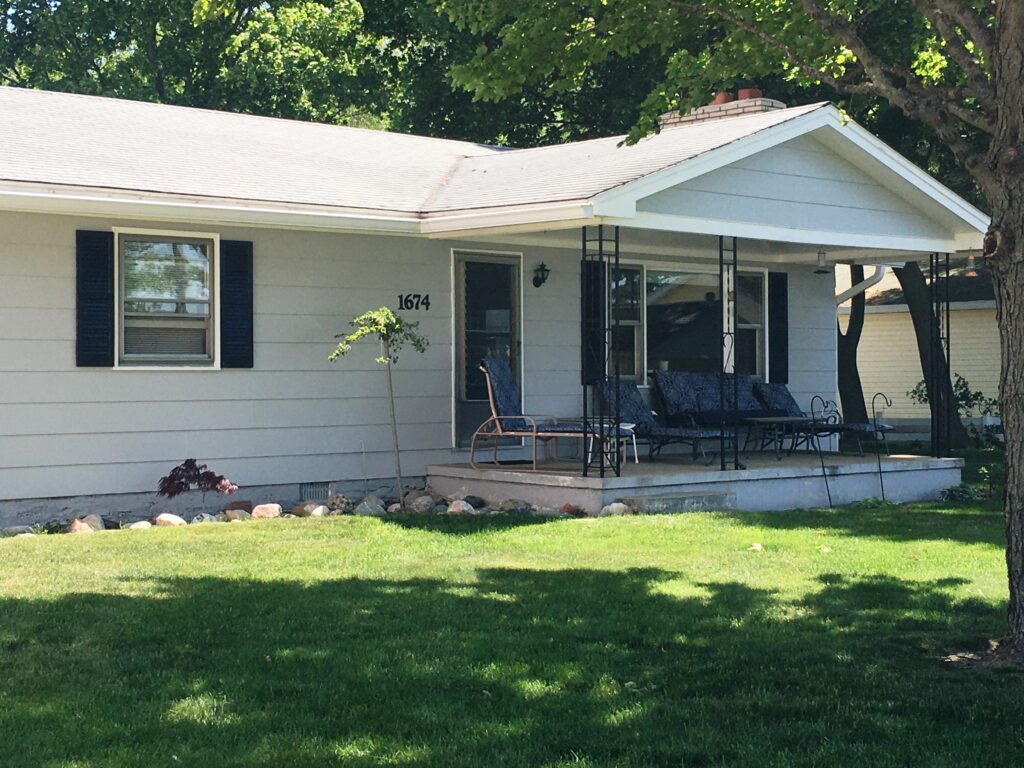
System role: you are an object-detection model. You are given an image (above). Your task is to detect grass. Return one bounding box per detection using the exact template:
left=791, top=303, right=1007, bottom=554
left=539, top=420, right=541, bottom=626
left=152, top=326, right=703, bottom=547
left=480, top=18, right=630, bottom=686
left=1, top=500, right=1022, bottom=767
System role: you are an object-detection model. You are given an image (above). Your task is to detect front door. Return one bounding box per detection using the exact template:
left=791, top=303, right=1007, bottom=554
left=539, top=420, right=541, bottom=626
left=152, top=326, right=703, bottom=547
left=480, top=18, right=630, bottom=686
left=455, top=254, right=520, bottom=447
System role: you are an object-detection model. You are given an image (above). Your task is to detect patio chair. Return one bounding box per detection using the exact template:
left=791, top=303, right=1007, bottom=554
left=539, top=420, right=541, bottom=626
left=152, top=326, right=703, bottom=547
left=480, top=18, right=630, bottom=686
left=598, top=378, right=733, bottom=462
left=753, top=382, right=893, bottom=455
left=653, top=370, right=771, bottom=428
left=471, top=356, right=631, bottom=470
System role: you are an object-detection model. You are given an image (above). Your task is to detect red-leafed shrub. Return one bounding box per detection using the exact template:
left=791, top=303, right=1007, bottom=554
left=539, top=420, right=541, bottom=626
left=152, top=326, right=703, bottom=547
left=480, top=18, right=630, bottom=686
left=157, top=459, right=238, bottom=500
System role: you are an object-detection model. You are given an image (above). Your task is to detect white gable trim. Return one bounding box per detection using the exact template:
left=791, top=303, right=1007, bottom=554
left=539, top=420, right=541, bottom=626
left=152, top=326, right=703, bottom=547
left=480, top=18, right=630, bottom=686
left=590, top=105, right=988, bottom=246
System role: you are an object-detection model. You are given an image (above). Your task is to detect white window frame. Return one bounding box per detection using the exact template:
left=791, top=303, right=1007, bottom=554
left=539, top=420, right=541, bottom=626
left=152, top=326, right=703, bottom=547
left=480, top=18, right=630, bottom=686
left=113, top=227, right=221, bottom=370
left=614, top=259, right=769, bottom=387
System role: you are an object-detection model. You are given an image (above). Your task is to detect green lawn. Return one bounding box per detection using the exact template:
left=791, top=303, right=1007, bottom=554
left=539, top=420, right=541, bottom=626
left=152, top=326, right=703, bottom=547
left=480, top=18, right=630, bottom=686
left=2, top=502, right=1022, bottom=767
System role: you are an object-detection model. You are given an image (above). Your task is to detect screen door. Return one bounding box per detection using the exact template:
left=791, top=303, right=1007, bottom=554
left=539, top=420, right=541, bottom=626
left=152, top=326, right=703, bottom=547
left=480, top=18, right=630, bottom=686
left=455, top=254, right=520, bottom=448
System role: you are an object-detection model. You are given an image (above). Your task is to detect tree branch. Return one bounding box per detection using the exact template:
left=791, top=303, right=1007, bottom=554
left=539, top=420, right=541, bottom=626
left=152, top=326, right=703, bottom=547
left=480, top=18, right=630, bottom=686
left=911, top=0, right=995, bottom=111
left=668, top=1, right=876, bottom=96
left=926, top=0, right=996, bottom=60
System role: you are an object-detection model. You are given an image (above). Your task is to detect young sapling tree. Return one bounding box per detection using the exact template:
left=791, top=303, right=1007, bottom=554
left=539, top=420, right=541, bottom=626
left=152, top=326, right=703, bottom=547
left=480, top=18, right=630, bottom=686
left=329, top=307, right=428, bottom=498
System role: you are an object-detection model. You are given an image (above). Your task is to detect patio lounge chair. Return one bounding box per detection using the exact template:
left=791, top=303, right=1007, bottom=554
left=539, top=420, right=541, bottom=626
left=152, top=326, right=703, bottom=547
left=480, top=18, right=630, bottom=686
left=598, top=378, right=733, bottom=462
left=471, top=356, right=631, bottom=470
left=652, top=370, right=771, bottom=428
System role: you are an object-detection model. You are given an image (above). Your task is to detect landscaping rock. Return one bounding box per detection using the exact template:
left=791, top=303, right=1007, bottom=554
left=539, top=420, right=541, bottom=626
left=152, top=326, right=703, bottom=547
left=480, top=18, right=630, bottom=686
left=70, top=514, right=105, bottom=533
left=533, top=507, right=565, bottom=518
left=499, top=499, right=533, bottom=515
left=326, top=493, right=353, bottom=514
left=251, top=503, right=282, bottom=519
left=155, top=513, right=187, bottom=527
left=560, top=503, right=587, bottom=518
left=599, top=502, right=632, bottom=517
left=291, top=502, right=328, bottom=518
left=403, top=488, right=428, bottom=508
left=431, top=503, right=448, bottom=514
left=127, top=520, right=152, bottom=530
left=215, top=513, right=229, bottom=522
left=409, top=495, right=435, bottom=514
left=2, top=525, right=34, bottom=537
left=191, top=513, right=220, bottom=524
left=224, top=500, right=253, bottom=513
left=387, top=503, right=403, bottom=514
left=224, top=509, right=252, bottom=522
left=281, top=513, right=297, bottom=519
left=14, top=532, right=35, bottom=538
left=463, top=495, right=488, bottom=509
left=446, top=499, right=478, bottom=515
left=354, top=497, right=387, bottom=516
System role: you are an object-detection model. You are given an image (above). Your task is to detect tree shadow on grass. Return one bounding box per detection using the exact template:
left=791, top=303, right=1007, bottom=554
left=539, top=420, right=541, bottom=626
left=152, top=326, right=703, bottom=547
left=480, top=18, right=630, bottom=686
left=1, top=569, right=1020, bottom=767
left=725, top=503, right=1005, bottom=547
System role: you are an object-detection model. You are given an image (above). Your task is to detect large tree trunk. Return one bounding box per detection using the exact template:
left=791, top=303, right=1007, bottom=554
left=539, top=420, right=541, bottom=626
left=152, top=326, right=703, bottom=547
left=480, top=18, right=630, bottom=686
left=990, top=235, right=1024, bottom=657
left=838, top=265, right=870, bottom=426
left=893, top=262, right=970, bottom=449
left=989, top=0, right=1024, bottom=660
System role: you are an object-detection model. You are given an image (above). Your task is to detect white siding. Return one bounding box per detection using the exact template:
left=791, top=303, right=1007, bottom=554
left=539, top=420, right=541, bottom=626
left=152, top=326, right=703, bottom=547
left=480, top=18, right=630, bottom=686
left=786, top=267, right=838, bottom=410
left=637, top=134, right=954, bottom=243
left=0, top=211, right=838, bottom=501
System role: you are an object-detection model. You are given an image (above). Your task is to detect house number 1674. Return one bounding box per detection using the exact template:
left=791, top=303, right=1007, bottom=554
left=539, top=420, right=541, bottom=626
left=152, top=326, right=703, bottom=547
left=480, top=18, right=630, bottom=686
left=398, top=293, right=431, bottom=311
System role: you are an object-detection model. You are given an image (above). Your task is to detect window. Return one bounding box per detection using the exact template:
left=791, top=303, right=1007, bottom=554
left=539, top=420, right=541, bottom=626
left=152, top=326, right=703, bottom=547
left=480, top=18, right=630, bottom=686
left=606, top=264, right=768, bottom=383
left=733, top=272, right=766, bottom=377
left=118, top=233, right=216, bottom=364
left=646, top=270, right=722, bottom=374
left=610, top=266, right=643, bottom=378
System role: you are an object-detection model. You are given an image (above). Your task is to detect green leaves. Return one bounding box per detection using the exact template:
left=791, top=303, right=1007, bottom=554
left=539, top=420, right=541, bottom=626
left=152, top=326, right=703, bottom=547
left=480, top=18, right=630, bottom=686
left=329, top=307, right=429, bottom=365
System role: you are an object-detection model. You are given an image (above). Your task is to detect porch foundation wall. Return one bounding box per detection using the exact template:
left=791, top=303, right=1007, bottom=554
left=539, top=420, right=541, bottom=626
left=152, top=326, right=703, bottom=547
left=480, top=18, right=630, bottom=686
left=426, top=456, right=963, bottom=514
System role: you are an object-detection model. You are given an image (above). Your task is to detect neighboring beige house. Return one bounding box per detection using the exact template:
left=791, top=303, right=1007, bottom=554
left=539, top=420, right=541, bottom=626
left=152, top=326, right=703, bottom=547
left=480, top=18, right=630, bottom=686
left=838, top=263, right=998, bottom=422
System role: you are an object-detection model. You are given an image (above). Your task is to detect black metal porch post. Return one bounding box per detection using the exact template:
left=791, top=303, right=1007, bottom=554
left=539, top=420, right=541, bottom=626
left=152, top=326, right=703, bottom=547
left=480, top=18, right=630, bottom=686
left=718, top=235, right=741, bottom=471
left=580, top=225, right=622, bottom=479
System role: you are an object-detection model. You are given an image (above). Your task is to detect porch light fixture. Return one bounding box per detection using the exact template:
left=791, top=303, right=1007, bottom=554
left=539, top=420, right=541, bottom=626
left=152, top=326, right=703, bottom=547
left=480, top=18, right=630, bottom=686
left=532, top=262, right=551, bottom=288
left=964, top=253, right=978, bottom=278
left=814, top=248, right=831, bottom=275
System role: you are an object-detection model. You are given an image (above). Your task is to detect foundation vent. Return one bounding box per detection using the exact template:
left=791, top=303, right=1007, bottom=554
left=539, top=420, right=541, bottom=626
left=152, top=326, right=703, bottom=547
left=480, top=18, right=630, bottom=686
left=298, top=481, right=333, bottom=500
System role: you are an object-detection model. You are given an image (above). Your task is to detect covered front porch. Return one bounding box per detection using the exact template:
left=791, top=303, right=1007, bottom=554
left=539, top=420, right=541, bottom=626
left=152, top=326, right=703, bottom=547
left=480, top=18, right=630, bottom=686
left=427, top=100, right=985, bottom=511
left=427, top=453, right=964, bottom=513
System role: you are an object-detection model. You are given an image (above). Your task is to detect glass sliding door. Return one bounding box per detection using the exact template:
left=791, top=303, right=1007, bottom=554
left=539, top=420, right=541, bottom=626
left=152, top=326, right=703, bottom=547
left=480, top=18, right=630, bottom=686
left=455, top=254, right=520, bottom=447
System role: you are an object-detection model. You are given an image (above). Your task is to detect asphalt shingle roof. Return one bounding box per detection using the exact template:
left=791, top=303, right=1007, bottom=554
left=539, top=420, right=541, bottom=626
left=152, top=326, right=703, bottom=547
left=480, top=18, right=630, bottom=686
left=0, top=86, right=827, bottom=215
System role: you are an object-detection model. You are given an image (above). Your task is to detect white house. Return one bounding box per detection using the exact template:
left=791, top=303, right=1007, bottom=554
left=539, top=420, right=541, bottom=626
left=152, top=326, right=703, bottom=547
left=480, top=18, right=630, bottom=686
left=0, top=87, right=987, bottom=520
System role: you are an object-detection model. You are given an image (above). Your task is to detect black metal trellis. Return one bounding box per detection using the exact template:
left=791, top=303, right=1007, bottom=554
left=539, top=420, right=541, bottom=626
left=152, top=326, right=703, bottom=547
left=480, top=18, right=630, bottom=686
left=718, top=235, right=742, bottom=471
left=581, top=225, right=622, bottom=478
left=929, top=253, right=952, bottom=458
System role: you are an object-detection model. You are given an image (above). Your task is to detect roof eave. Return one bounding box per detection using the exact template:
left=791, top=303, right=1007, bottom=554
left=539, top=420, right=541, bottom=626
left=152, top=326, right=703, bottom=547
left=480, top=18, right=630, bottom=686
left=0, top=180, right=421, bottom=234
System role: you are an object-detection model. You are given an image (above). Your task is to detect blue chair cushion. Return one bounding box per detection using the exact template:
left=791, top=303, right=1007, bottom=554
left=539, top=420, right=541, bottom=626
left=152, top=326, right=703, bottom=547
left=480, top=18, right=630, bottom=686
left=482, top=355, right=527, bottom=430
left=753, top=382, right=804, bottom=417
left=597, top=379, right=659, bottom=432
left=842, top=422, right=895, bottom=433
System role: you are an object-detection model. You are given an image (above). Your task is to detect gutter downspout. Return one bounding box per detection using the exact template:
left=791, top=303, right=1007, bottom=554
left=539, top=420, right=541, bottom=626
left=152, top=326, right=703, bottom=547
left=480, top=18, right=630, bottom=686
left=835, top=264, right=898, bottom=305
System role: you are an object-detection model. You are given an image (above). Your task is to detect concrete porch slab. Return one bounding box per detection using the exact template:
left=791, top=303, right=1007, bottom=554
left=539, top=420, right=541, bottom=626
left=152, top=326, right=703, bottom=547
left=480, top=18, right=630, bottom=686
left=426, top=454, right=963, bottom=513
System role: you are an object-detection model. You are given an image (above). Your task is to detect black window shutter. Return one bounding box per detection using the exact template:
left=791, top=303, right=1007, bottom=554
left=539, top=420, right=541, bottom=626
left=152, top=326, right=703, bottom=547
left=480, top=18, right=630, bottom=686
left=768, top=272, right=789, bottom=384
left=580, top=259, right=606, bottom=385
left=75, top=230, right=115, bottom=367
left=220, top=240, right=254, bottom=369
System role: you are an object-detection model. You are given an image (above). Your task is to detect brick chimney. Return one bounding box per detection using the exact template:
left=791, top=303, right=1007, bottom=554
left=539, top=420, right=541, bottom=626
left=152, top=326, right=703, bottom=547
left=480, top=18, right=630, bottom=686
left=660, top=93, right=787, bottom=128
